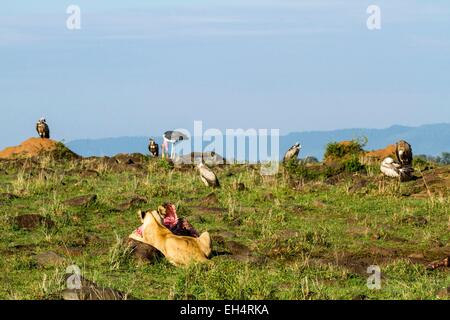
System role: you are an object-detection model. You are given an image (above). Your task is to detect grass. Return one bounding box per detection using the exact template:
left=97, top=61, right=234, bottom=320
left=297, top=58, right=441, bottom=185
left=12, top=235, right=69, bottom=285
left=0, top=155, right=449, bottom=300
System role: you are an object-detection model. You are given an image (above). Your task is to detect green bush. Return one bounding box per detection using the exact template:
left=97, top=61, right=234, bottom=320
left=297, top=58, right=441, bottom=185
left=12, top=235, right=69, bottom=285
left=324, top=138, right=366, bottom=160
left=413, top=157, right=430, bottom=171
left=343, top=156, right=365, bottom=173
left=284, top=159, right=322, bottom=181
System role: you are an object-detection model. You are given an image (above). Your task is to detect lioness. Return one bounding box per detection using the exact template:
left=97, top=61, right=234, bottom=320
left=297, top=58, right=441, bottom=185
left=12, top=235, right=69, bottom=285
left=130, top=210, right=212, bottom=266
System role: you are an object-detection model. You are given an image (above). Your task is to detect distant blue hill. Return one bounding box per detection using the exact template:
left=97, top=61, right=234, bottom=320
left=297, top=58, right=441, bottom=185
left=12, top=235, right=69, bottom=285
left=66, top=123, right=450, bottom=161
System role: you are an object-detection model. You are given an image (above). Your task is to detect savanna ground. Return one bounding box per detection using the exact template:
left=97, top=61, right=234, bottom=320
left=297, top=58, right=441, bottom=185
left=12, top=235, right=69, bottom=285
left=0, top=150, right=449, bottom=300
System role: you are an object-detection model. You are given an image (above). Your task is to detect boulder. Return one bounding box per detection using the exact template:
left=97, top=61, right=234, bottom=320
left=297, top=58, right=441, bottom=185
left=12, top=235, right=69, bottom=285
left=14, top=214, right=55, bottom=230
left=64, top=194, right=97, bottom=207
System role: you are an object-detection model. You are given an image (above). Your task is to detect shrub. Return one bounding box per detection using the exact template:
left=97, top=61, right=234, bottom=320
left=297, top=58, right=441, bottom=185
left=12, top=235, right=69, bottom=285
left=324, top=137, right=366, bottom=161
left=343, top=156, right=365, bottom=173
left=284, top=159, right=322, bottom=181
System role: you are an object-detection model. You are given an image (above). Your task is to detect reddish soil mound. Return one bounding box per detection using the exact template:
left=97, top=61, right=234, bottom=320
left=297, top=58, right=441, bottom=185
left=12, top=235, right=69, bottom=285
left=360, top=144, right=397, bottom=165
left=0, top=138, right=78, bottom=160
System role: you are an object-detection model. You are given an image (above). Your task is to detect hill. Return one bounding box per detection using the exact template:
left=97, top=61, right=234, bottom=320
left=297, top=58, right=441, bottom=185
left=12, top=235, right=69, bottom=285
left=0, top=138, right=79, bottom=160
left=66, top=123, right=450, bottom=160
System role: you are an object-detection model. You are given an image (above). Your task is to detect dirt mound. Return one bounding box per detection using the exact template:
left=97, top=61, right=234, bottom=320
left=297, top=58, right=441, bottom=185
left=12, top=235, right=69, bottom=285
left=0, top=138, right=79, bottom=160
left=406, top=166, right=450, bottom=198
left=361, top=144, right=397, bottom=165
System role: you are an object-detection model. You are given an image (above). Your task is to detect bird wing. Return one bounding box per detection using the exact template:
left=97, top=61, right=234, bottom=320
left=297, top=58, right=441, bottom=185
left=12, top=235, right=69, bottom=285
left=380, top=164, right=400, bottom=178
left=199, top=166, right=218, bottom=185
left=284, top=146, right=299, bottom=160
left=44, top=124, right=50, bottom=137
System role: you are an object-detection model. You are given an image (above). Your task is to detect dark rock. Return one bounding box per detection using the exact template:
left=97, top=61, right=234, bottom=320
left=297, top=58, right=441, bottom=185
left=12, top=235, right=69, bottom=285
left=401, top=215, right=428, bottom=227
left=225, top=241, right=251, bottom=256
left=0, top=193, right=19, bottom=201
left=14, top=214, right=55, bottom=230
left=200, top=193, right=220, bottom=206
left=233, top=182, right=246, bottom=191
left=264, top=193, right=275, bottom=201
left=113, top=153, right=147, bottom=165
left=115, top=196, right=147, bottom=212
left=80, top=170, right=100, bottom=178
left=33, top=251, right=65, bottom=267
left=348, top=179, right=368, bottom=193
left=216, top=231, right=236, bottom=239
left=64, top=194, right=97, bottom=207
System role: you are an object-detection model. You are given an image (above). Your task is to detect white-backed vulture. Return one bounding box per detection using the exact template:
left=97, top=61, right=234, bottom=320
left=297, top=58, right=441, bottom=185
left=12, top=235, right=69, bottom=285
left=283, top=142, right=302, bottom=162
left=197, top=163, right=220, bottom=188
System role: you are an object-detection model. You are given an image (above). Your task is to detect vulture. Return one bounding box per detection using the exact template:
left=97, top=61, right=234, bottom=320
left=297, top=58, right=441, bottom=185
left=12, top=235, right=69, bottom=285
left=283, top=142, right=302, bottom=162
left=396, top=140, right=413, bottom=166
left=148, top=139, right=159, bottom=157
left=162, top=131, right=189, bottom=159
left=380, top=157, right=414, bottom=182
left=197, top=163, right=220, bottom=188
left=36, top=118, right=50, bottom=139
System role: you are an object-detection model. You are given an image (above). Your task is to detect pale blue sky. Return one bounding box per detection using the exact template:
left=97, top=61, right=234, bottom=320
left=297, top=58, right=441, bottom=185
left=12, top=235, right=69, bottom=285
left=1, top=0, right=449, bottom=148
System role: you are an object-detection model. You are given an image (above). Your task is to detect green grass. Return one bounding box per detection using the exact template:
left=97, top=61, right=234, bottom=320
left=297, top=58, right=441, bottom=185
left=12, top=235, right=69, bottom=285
left=0, top=156, right=449, bottom=300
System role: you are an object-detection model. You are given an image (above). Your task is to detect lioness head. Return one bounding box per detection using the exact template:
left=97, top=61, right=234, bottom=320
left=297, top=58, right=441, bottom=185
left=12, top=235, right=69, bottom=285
left=138, top=209, right=163, bottom=226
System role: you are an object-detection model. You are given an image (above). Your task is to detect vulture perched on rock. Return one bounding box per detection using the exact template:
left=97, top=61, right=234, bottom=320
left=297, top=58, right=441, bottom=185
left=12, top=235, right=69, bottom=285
left=36, top=118, right=50, bottom=139
left=148, top=139, right=159, bottom=157
left=197, top=163, right=220, bottom=188
left=396, top=140, right=413, bottom=166
left=380, top=157, right=414, bottom=182
left=283, top=142, right=301, bottom=162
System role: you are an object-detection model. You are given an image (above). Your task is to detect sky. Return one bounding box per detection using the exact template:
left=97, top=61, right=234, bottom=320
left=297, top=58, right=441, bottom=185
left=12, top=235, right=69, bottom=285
left=1, top=0, right=449, bottom=148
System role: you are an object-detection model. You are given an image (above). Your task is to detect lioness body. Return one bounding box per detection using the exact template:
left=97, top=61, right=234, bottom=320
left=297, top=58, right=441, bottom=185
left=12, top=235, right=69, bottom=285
left=136, top=210, right=211, bottom=266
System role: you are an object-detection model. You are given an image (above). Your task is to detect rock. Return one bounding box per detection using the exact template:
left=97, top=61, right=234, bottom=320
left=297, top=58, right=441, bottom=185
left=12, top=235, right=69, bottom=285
left=33, top=251, right=65, bottom=267
left=200, top=193, right=220, bottom=206
left=216, top=231, right=237, bottom=239
left=113, top=153, right=147, bottom=165
left=64, top=194, right=97, bottom=207
left=14, top=214, right=55, bottom=230
left=61, top=275, right=128, bottom=300
left=80, top=170, right=100, bottom=178
left=127, top=238, right=162, bottom=263
left=0, top=193, right=18, bottom=201
left=401, top=215, right=428, bottom=227
left=115, top=196, right=147, bottom=212
left=264, top=193, right=275, bottom=201
left=233, top=182, right=246, bottom=191
left=225, top=241, right=251, bottom=257
left=408, top=253, right=425, bottom=260
left=348, top=179, right=368, bottom=194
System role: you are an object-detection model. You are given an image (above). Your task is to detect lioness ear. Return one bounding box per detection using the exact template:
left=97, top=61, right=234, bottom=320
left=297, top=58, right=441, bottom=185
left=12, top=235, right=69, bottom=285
left=157, top=206, right=165, bottom=215
left=138, top=210, right=146, bottom=222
